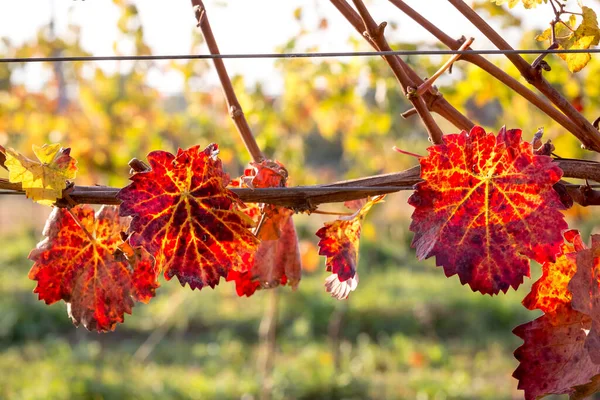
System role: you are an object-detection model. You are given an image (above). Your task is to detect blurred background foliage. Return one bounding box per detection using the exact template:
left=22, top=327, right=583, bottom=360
left=0, top=0, right=599, bottom=399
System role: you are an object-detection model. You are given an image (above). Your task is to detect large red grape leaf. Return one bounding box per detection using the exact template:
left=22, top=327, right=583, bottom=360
left=117, top=144, right=258, bottom=290
left=523, top=229, right=584, bottom=315
left=513, top=304, right=600, bottom=400
left=28, top=205, right=159, bottom=332
left=316, top=195, right=384, bottom=300
left=409, top=126, right=567, bottom=295
left=226, top=160, right=301, bottom=297
left=569, top=235, right=600, bottom=363
left=1, top=143, right=77, bottom=206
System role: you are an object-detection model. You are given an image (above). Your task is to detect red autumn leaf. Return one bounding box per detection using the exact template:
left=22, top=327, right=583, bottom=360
left=316, top=196, right=384, bottom=300
left=409, top=126, right=567, bottom=295
left=117, top=144, right=258, bottom=290
left=569, top=234, right=600, bottom=363
left=227, top=160, right=301, bottom=296
left=344, top=198, right=367, bottom=211
left=523, top=229, right=584, bottom=315
left=226, top=213, right=300, bottom=297
left=254, top=212, right=301, bottom=286
left=227, top=270, right=261, bottom=297
left=242, top=159, right=288, bottom=189
left=516, top=231, right=600, bottom=398
left=513, top=304, right=600, bottom=400
left=28, top=205, right=159, bottom=332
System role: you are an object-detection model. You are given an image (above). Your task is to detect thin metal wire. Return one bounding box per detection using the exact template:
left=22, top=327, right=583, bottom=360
left=3, top=48, right=600, bottom=63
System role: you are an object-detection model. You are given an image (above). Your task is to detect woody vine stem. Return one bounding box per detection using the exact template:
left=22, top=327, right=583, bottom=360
left=2, top=0, right=600, bottom=209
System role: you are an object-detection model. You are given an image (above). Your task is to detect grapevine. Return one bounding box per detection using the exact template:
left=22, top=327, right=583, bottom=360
left=4, top=0, right=600, bottom=398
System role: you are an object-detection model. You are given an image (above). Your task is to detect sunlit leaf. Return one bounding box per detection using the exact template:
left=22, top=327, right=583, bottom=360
left=316, top=195, right=384, bottom=300
left=226, top=160, right=301, bottom=296
left=118, top=144, right=258, bottom=290
left=28, top=205, right=158, bottom=332
left=523, top=229, right=583, bottom=315
left=409, top=126, right=567, bottom=295
left=513, top=304, right=600, bottom=400
left=537, top=6, right=600, bottom=72
left=569, top=234, right=600, bottom=363
left=2, top=143, right=77, bottom=205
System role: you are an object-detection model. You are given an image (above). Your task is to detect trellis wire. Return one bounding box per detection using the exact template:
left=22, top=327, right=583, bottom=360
left=3, top=48, right=600, bottom=63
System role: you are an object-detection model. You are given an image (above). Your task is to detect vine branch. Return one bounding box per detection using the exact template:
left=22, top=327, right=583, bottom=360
left=414, top=37, right=474, bottom=97
left=190, top=0, right=264, bottom=162
left=329, top=0, right=475, bottom=133
left=349, top=0, right=444, bottom=144
left=447, top=0, right=600, bottom=153
left=387, top=0, right=589, bottom=142
left=2, top=159, right=600, bottom=209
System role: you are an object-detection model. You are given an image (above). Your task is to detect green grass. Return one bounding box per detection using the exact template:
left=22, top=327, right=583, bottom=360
left=0, top=227, right=541, bottom=400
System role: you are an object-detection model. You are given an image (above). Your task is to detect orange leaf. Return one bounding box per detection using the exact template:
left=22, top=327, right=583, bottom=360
left=242, top=159, right=288, bottom=189
left=226, top=270, right=261, bottom=297
left=523, top=229, right=584, bottom=315
left=117, top=144, right=258, bottom=290
left=28, top=206, right=159, bottom=332
left=409, top=126, right=567, bottom=295
left=316, top=196, right=383, bottom=299
left=226, top=160, right=301, bottom=296
left=254, top=213, right=301, bottom=287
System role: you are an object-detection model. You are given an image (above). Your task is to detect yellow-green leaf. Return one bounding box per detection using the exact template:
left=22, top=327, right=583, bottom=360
left=2, top=143, right=77, bottom=205
left=537, top=6, right=600, bottom=72
left=563, top=7, right=600, bottom=72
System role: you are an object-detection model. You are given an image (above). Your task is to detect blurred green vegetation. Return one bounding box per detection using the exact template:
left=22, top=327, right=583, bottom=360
left=0, top=222, right=536, bottom=400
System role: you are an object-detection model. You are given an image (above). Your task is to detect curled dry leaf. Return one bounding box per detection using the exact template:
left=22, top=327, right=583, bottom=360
left=2, top=143, right=77, bottom=205
left=324, top=273, right=359, bottom=300
left=316, top=195, right=384, bottom=300
left=409, top=126, right=567, bottom=295
left=227, top=160, right=301, bottom=297
left=28, top=205, right=159, bottom=332
left=118, top=144, right=258, bottom=290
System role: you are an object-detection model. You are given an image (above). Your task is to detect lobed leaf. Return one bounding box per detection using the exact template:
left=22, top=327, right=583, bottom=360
left=536, top=6, right=600, bottom=72
left=409, top=126, right=567, bottom=295
left=28, top=206, right=159, bottom=332
left=569, top=234, right=600, bottom=363
left=515, top=231, right=600, bottom=398
left=2, top=143, right=77, bottom=205
left=523, top=229, right=583, bottom=315
left=118, top=144, right=259, bottom=290
left=226, top=160, right=301, bottom=296
left=513, top=304, right=600, bottom=400
left=316, top=195, right=384, bottom=300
